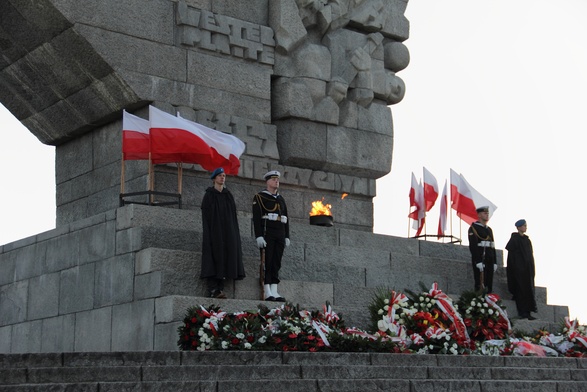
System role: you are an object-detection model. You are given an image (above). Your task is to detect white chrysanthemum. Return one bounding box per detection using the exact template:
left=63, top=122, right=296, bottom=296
left=244, top=343, right=252, bottom=349
left=384, top=305, right=389, bottom=311
left=378, top=309, right=384, bottom=315
left=384, top=298, right=390, bottom=304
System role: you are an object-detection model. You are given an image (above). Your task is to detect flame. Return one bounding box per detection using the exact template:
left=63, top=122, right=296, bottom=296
left=310, top=198, right=332, bottom=216
left=341, top=193, right=348, bottom=199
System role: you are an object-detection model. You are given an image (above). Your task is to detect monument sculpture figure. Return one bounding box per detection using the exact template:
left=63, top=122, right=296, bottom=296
left=0, top=0, right=409, bottom=230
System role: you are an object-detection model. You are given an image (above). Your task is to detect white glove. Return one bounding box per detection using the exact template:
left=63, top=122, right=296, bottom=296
left=493, top=264, right=497, bottom=272
left=256, top=236, right=267, bottom=249
left=267, top=213, right=278, bottom=221
left=476, top=262, right=484, bottom=271
left=285, top=238, right=290, bottom=247
left=281, top=216, right=288, bottom=224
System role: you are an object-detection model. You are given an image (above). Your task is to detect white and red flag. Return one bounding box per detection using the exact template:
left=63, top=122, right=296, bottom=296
left=408, top=173, right=426, bottom=236
left=408, top=173, right=421, bottom=220
left=148, top=106, right=245, bottom=174
left=450, top=169, right=497, bottom=225
left=122, top=110, right=150, bottom=160
left=423, top=167, right=439, bottom=212
left=437, top=180, right=448, bottom=238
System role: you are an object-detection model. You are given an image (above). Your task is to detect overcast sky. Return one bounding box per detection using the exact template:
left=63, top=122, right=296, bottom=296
left=1, top=0, right=586, bottom=323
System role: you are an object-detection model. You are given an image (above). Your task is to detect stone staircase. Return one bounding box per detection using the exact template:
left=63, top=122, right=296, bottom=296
left=1, top=351, right=586, bottom=391
left=0, top=204, right=580, bottom=390
left=0, top=204, right=570, bottom=354
left=125, top=204, right=567, bottom=345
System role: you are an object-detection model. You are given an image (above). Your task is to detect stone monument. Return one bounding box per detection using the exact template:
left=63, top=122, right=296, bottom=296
left=0, top=1, right=569, bottom=355
left=0, top=0, right=409, bottom=230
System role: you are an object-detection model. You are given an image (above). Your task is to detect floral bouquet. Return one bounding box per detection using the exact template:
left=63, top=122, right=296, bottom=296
left=257, top=302, right=343, bottom=352
left=178, top=305, right=228, bottom=351
left=369, top=283, right=473, bottom=354
left=532, top=317, right=587, bottom=357
left=457, top=291, right=510, bottom=341
left=178, top=302, right=346, bottom=352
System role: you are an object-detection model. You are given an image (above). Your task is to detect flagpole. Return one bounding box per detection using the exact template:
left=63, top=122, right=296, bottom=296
left=177, top=162, right=183, bottom=195
left=120, top=153, right=125, bottom=194
left=407, top=212, right=411, bottom=238
left=148, top=153, right=154, bottom=205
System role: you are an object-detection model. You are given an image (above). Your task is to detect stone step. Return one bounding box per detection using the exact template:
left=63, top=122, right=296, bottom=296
left=135, top=245, right=518, bottom=297
left=1, top=379, right=584, bottom=392
left=1, top=352, right=585, bottom=392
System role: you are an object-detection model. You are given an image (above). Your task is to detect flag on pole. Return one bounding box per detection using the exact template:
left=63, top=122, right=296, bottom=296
left=408, top=172, right=421, bottom=220
left=122, top=110, right=150, bottom=160
left=148, top=106, right=245, bottom=174
left=177, top=113, right=245, bottom=174
left=408, top=173, right=426, bottom=236
left=423, top=167, right=439, bottom=212
left=437, top=180, right=448, bottom=238
left=450, top=169, right=497, bottom=225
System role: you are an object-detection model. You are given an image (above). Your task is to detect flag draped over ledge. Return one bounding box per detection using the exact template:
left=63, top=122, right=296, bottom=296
left=122, top=110, right=150, bottom=160
left=450, top=169, right=497, bottom=225
left=149, top=106, right=245, bottom=174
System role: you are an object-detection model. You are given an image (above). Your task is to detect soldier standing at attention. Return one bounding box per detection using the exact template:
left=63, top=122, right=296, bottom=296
left=468, top=206, right=497, bottom=293
left=252, top=170, right=290, bottom=301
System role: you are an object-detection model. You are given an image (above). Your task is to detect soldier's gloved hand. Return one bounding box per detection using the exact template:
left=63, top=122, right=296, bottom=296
left=493, top=264, right=497, bottom=272
left=476, top=262, right=484, bottom=271
left=256, top=237, right=267, bottom=249
left=285, top=238, right=290, bottom=247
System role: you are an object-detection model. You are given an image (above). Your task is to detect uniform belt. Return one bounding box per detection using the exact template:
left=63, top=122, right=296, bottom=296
left=262, top=215, right=286, bottom=222
left=478, top=241, right=494, bottom=248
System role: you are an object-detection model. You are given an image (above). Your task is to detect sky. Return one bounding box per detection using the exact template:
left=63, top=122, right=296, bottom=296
left=1, top=0, right=586, bottom=322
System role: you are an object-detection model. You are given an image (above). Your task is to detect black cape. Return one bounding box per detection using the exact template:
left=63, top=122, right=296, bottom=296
left=200, top=187, right=245, bottom=280
left=505, top=232, right=537, bottom=315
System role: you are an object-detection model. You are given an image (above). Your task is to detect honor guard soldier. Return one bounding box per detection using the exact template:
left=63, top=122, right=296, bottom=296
left=468, top=206, right=497, bottom=293
left=252, top=170, right=290, bottom=301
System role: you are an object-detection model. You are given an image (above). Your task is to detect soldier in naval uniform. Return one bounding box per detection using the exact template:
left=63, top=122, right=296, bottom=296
left=252, top=170, right=290, bottom=301
left=468, top=206, right=497, bottom=293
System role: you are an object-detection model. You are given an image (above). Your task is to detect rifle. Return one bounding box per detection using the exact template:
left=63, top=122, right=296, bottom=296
left=479, top=246, right=486, bottom=292
left=259, top=248, right=265, bottom=300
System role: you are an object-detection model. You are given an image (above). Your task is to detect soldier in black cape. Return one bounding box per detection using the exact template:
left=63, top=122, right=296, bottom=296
left=252, top=170, right=290, bottom=302
left=468, top=206, right=497, bottom=293
left=506, top=219, right=537, bottom=320
left=200, top=167, right=245, bottom=298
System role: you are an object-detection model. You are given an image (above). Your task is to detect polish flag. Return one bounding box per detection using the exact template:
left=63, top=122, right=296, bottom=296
left=450, top=169, right=497, bottom=225
left=408, top=173, right=425, bottom=236
left=122, top=110, right=150, bottom=160
left=437, top=180, right=448, bottom=238
left=423, top=167, right=439, bottom=212
left=408, top=172, right=420, bottom=220
left=149, top=106, right=245, bottom=174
